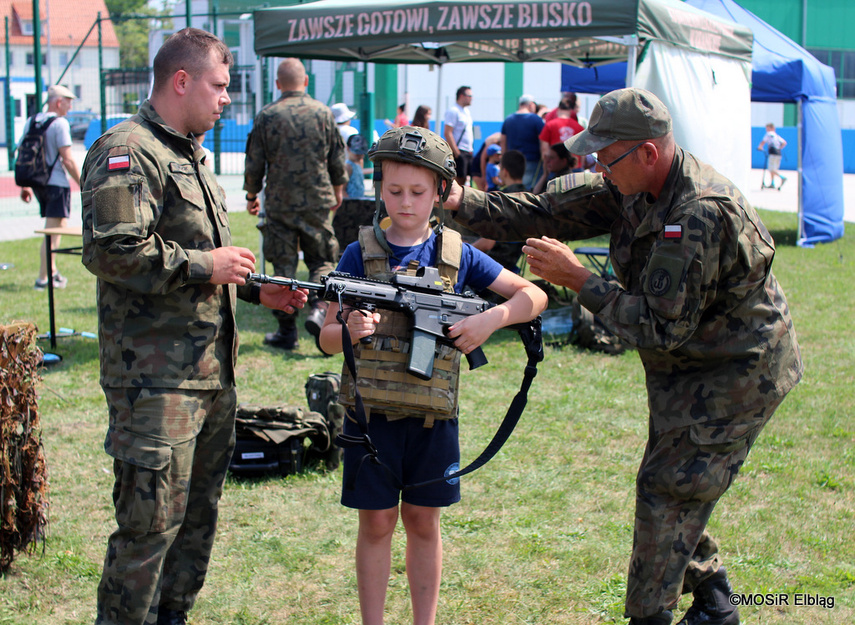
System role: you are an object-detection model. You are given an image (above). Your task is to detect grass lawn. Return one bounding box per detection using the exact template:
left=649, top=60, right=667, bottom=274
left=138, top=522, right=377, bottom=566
left=0, top=208, right=852, bottom=624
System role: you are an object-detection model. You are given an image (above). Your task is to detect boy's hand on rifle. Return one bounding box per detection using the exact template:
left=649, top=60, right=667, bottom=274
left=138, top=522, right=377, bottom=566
left=347, top=309, right=381, bottom=344
left=446, top=314, right=497, bottom=355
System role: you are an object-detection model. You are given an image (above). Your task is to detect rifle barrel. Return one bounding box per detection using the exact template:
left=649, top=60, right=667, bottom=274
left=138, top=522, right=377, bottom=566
left=246, top=273, right=323, bottom=291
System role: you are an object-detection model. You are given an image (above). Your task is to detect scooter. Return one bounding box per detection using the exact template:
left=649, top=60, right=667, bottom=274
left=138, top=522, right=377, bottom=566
left=760, top=150, right=773, bottom=189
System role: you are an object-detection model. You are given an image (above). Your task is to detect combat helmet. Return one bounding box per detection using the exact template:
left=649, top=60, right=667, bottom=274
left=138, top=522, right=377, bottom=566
left=368, top=126, right=456, bottom=201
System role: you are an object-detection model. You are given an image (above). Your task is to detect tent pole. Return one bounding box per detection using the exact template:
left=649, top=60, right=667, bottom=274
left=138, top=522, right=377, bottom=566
left=797, top=99, right=804, bottom=242
left=436, top=64, right=442, bottom=135
left=625, top=40, right=637, bottom=86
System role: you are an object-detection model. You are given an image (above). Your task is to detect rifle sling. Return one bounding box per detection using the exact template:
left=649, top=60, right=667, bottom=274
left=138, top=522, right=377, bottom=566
left=334, top=298, right=543, bottom=493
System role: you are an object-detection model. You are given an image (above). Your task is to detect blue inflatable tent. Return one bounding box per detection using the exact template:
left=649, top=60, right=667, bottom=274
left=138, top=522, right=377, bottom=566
left=562, top=0, right=845, bottom=246
left=689, top=0, right=844, bottom=246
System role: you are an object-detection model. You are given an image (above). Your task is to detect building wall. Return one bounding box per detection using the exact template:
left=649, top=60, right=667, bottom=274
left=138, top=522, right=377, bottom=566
left=2, top=44, right=120, bottom=146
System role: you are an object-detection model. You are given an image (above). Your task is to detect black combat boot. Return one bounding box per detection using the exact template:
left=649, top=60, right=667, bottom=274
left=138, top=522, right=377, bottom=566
left=629, top=610, right=673, bottom=625
left=677, top=567, right=739, bottom=625
left=304, top=301, right=329, bottom=355
left=264, top=318, right=299, bottom=350
left=156, top=607, right=187, bottom=625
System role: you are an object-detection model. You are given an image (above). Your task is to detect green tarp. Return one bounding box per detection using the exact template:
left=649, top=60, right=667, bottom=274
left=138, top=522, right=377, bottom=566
left=253, top=0, right=752, bottom=66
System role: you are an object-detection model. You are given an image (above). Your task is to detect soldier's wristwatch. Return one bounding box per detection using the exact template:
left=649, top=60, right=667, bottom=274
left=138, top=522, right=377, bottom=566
left=246, top=194, right=257, bottom=201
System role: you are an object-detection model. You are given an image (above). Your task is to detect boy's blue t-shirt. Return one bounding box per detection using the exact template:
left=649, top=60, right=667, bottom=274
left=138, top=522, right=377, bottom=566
left=336, top=231, right=503, bottom=294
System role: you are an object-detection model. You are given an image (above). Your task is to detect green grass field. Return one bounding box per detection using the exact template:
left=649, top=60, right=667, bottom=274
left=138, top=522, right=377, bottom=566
left=0, top=209, right=852, bottom=624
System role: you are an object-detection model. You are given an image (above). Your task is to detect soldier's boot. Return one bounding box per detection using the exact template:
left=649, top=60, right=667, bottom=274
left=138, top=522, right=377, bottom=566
left=628, top=611, right=673, bottom=625
left=677, top=567, right=739, bottom=625
left=156, top=607, right=187, bottom=625
left=304, top=301, right=330, bottom=355
left=264, top=317, right=299, bottom=350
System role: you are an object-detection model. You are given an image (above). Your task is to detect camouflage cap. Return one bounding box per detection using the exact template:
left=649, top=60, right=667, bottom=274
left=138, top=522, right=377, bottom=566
left=368, top=126, right=456, bottom=199
left=564, top=88, right=671, bottom=155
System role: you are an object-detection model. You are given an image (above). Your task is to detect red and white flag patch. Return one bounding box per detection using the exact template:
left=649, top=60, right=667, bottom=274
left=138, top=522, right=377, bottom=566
left=664, top=224, right=682, bottom=239
left=107, top=155, right=131, bottom=171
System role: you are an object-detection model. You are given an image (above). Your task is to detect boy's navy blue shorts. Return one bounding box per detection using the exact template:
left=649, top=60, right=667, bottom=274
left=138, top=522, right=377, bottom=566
left=340, top=414, right=461, bottom=510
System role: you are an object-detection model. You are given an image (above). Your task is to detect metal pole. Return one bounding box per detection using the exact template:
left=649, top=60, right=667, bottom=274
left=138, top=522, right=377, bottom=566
left=212, top=1, right=221, bottom=175
left=435, top=64, right=441, bottom=136
left=797, top=99, right=804, bottom=242
left=32, top=0, right=42, bottom=109
left=186, top=0, right=192, bottom=28
left=5, top=17, right=15, bottom=168
left=45, top=0, right=52, bottom=85
left=98, top=13, right=106, bottom=133
left=625, top=41, right=637, bottom=87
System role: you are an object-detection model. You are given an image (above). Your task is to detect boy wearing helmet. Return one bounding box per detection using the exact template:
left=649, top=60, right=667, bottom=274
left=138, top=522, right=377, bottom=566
left=319, top=126, right=546, bottom=625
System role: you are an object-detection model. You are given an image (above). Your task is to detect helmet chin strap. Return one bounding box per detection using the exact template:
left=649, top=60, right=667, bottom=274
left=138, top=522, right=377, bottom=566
left=433, top=179, right=448, bottom=235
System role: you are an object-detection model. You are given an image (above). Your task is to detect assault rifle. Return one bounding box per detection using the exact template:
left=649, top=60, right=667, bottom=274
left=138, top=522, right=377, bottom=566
left=246, top=267, right=494, bottom=380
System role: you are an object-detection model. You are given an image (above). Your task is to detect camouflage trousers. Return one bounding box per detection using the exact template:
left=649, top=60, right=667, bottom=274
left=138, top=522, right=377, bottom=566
left=95, top=386, right=237, bottom=625
left=625, top=396, right=785, bottom=618
left=262, top=209, right=339, bottom=324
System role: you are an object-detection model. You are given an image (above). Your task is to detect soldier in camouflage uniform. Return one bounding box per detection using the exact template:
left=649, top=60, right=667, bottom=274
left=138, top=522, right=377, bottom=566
left=243, top=58, right=348, bottom=353
left=80, top=29, right=308, bottom=625
left=444, top=88, right=803, bottom=625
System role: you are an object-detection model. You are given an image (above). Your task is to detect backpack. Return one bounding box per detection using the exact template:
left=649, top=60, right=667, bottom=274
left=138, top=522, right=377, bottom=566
left=305, top=372, right=345, bottom=470
left=14, top=116, right=60, bottom=188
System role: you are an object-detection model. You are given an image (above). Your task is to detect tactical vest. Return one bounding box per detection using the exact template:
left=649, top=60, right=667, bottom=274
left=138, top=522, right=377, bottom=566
left=339, top=225, right=463, bottom=427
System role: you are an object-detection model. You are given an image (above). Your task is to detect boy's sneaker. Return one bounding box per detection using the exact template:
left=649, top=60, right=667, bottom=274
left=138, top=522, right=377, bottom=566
left=778, top=176, right=787, bottom=190
left=34, top=273, right=68, bottom=290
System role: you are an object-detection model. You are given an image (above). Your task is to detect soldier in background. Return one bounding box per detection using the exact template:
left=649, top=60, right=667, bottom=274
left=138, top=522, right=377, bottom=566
left=81, top=28, right=308, bottom=625
left=244, top=58, right=348, bottom=353
left=444, top=88, right=803, bottom=625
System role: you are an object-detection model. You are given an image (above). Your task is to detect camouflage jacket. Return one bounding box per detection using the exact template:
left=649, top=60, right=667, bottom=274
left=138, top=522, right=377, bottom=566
left=243, top=91, right=348, bottom=218
left=81, top=100, right=249, bottom=390
left=456, top=147, right=803, bottom=434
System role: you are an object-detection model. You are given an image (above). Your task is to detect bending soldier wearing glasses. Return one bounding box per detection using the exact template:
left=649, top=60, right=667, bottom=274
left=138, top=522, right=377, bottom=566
left=443, top=88, right=803, bottom=625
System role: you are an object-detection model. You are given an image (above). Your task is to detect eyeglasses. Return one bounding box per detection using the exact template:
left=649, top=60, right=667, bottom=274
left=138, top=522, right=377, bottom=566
left=592, top=142, right=645, bottom=175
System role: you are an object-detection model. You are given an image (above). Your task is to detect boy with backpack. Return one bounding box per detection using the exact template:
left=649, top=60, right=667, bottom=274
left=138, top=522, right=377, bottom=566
left=317, top=126, right=547, bottom=625
left=16, top=85, right=81, bottom=290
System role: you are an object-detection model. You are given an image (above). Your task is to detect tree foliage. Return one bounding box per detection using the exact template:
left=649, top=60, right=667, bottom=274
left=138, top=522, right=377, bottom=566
left=105, top=0, right=160, bottom=68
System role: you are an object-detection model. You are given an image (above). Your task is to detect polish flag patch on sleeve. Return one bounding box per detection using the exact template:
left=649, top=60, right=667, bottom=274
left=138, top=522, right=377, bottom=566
left=664, top=224, right=682, bottom=239
left=107, top=154, right=131, bottom=171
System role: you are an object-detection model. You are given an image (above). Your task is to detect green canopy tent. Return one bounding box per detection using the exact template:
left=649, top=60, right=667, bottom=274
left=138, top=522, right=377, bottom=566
left=253, top=0, right=754, bottom=191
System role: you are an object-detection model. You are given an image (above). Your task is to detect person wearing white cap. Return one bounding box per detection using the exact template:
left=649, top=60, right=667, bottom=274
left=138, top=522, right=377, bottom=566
left=331, top=102, right=359, bottom=144
left=17, top=84, right=81, bottom=290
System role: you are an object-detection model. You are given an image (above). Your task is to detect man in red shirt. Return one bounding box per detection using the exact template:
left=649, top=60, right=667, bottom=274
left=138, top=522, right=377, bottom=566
left=539, top=99, right=584, bottom=165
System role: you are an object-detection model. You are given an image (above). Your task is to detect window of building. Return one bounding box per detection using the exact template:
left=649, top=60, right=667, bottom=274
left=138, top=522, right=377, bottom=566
left=74, top=85, right=82, bottom=99
left=809, top=48, right=855, bottom=99
left=25, top=53, right=46, bottom=67
left=20, top=19, right=46, bottom=36
left=58, top=51, right=69, bottom=67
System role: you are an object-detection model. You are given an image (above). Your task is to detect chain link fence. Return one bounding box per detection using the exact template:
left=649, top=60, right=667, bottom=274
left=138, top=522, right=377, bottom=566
left=0, top=12, right=266, bottom=226
left=0, top=12, right=371, bottom=233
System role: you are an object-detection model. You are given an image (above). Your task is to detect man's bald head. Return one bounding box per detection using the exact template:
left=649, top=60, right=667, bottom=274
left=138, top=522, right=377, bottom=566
left=276, top=59, right=307, bottom=92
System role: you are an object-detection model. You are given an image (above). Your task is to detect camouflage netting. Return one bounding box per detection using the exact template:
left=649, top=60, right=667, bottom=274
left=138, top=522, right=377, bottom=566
left=0, top=322, right=49, bottom=573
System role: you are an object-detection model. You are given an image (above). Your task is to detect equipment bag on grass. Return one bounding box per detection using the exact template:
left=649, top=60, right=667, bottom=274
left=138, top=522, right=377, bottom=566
left=14, top=116, right=60, bottom=188
left=231, top=404, right=329, bottom=477
left=305, top=372, right=345, bottom=470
